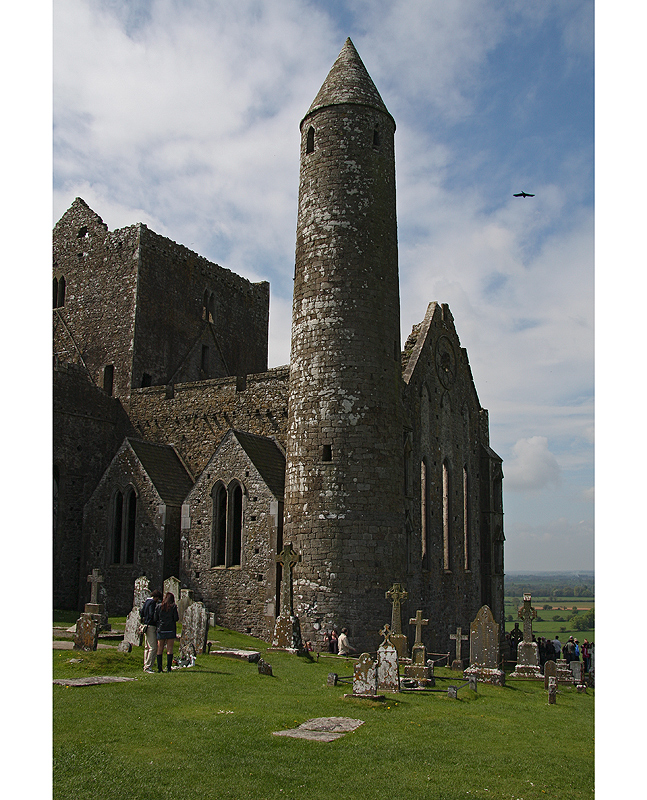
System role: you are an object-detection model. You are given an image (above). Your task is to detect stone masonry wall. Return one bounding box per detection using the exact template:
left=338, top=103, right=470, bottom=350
left=182, top=433, right=283, bottom=640
left=127, top=367, right=289, bottom=479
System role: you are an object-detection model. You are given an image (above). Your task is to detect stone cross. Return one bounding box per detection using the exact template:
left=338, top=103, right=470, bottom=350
left=379, top=624, right=393, bottom=644
left=518, top=593, right=537, bottom=643
left=385, top=583, right=408, bottom=635
left=450, top=627, right=469, bottom=662
left=276, top=543, right=300, bottom=617
left=409, top=610, right=428, bottom=646
left=87, top=569, right=103, bottom=604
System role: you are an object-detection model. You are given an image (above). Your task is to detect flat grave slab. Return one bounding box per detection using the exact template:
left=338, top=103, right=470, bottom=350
left=209, top=648, right=261, bottom=662
left=53, top=676, right=136, bottom=687
left=273, top=717, right=364, bottom=742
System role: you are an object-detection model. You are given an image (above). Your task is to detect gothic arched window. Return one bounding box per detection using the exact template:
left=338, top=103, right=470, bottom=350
left=112, top=491, right=124, bottom=564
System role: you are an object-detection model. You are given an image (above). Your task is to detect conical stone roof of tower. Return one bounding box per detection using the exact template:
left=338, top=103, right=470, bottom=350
left=303, top=37, right=392, bottom=124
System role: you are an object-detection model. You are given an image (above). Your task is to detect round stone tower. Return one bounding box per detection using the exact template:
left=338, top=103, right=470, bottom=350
left=283, top=39, right=406, bottom=649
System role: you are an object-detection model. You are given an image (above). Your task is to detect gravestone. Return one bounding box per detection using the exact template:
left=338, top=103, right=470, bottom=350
left=548, top=676, right=557, bottom=704
left=117, top=641, right=132, bottom=653
left=376, top=625, right=400, bottom=693
left=464, top=605, right=505, bottom=686
left=570, top=660, right=583, bottom=683
left=352, top=653, right=378, bottom=697
left=449, top=626, right=469, bottom=670
left=258, top=658, right=273, bottom=676
left=179, top=601, right=209, bottom=658
left=133, top=576, right=150, bottom=611
left=385, top=583, right=409, bottom=660
left=123, top=607, right=144, bottom=648
left=178, top=588, right=195, bottom=623
left=163, top=576, right=181, bottom=603
left=73, top=613, right=99, bottom=651
left=543, top=660, right=557, bottom=690
left=510, top=594, right=542, bottom=679
left=84, top=568, right=110, bottom=631
left=404, top=610, right=433, bottom=686
left=556, top=658, right=576, bottom=685
left=327, top=673, right=338, bottom=687
left=269, top=544, right=303, bottom=653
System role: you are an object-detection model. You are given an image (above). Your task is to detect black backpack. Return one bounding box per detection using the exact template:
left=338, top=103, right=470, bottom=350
left=140, top=598, right=157, bottom=625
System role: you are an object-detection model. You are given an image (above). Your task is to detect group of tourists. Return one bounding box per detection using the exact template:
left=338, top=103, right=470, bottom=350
left=140, top=589, right=180, bottom=673
left=323, top=627, right=357, bottom=656
left=506, top=626, right=593, bottom=674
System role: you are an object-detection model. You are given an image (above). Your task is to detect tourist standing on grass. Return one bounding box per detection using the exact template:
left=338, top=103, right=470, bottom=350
left=337, top=627, right=356, bottom=656
left=155, top=592, right=179, bottom=672
left=581, top=640, right=591, bottom=672
left=141, top=589, right=163, bottom=673
left=552, top=635, right=561, bottom=659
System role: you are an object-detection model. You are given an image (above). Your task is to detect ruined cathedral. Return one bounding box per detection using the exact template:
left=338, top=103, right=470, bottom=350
left=53, top=39, right=504, bottom=654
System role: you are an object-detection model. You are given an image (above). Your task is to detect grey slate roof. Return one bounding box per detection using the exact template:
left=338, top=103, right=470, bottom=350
left=232, top=431, right=285, bottom=500
left=304, top=37, right=392, bottom=122
left=127, top=439, right=193, bottom=506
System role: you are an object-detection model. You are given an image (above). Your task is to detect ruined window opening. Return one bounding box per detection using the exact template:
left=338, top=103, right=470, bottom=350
left=373, top=126, right=380, bottom=148
left=77, top=226, right=88, bottom=238
left=212, top=483, right=227, bottom=566
left=322, top=444, right=332, bottom=462
left=125, top=488, right=137, bottom=564
left=53, top=278, right=59, bottom=308
left=141, top=373, right=152, bottom=387
left=56, top=276, right=66, bottom=308
left=201, top=345, right=209, bottom=372
left=103, top=365, right=114, bottom=396
left=442, top=460, right=451, bottom=570
left=112, top=491, right=123, bottom=564
left=463, top=466, right=470, bottom=571
left=306, top=126, right=315, bottom=154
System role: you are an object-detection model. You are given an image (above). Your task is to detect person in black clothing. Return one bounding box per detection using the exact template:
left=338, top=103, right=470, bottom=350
left=155, top=592, right=179, bottom=673
left=140, top=589, right=163, bottom=673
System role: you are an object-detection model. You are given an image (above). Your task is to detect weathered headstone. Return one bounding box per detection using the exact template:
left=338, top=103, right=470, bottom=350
left=376, top=625, right=400, bottom=693
left=133, top=576, right=150, bottom=611
left=269, top=544, right=303, bottom=653
left=353, top=653, right=378, bottom=697
left=548, top=676, right=557, bottom=704
left=178, top=588, right=195, bottom=623
left=385, top=583, right=409, bottom=660
left=556, top=658, right=576, bottom=685
left=449, top=626, right=469, bottom=670
left=510, top=594, right=542, bottom=679
left=327, top=673, right=338, bottom=687
left=570, top=660, right=583, bottom=683
left=117, top=641, right=132, bottom=653
left=464, top=605, right=505, bottom=686
left=123, top=606, right=144, bottom=648
left=543, top=659, right=557, bottom=690
left=447, top=685, right=458, bottom=699
left=404, top=610, right=433, bottom=686
left=73, top=613, right=99, bottom=651
left=179, top=601, right=209, bottom=658
left=258, top=658, right=273, bottom=676
left=163, top=576, right=181, bottom=602
left=84, top=568, right=110, bottom=631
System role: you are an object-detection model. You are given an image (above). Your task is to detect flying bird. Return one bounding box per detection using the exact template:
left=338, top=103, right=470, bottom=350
left=513, top=191, right=535, bottom=198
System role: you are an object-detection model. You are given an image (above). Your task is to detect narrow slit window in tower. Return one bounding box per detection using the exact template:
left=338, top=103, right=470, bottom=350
left=57, top=276, right=66, bottom=308
left=322, top=444, right=332, bottom=462
left=373, top=126, right=380, bottom=148
left=103, top=365, right=114, bottom=395
left=306, top=126, right=315, bottom=154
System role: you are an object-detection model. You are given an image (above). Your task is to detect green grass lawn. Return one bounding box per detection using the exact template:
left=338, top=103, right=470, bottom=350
left=53, top=625, right=594, bottom=799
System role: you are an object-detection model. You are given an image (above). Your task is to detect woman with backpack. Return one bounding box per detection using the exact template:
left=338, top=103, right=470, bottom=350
left=155, top=592, right=180, bottom=673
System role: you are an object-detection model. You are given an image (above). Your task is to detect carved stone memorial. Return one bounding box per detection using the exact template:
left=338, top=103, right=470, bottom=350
left=543, top=659, right=557, bottom=690
left=385, top=583, right=409, bottom=660
left=179, top=601, right=209, bottom=658
left=464, top=605, right=505, bottom=686
left=510, top=594, right=542, bottom=679
left=352, top=653, right=378, bottom=697
left=404, top=610, right=434, bottom=686
left=73, top=613, right=99, bottom=651
left=269, top=544, right=303, bottom=653
left=376, top=625, right=400, bottom=693
left=163, top=576, right=181, bottom=603
left=449, top=626, right=469, bottom=670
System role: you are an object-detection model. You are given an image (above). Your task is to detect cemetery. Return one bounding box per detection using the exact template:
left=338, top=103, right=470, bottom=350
left=53, top=577, right=594, bottom=799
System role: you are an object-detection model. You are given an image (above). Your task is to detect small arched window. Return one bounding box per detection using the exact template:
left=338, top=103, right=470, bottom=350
left=212, top=482, right=227, bottom=566
left=53, top=276, right=66, bottom=308
left=112, top=491, right=124, bottom=564
left=306, top=126, right=315, bottom=154
left=373, top=126, right=380, bottom=148
left=211, top=480, right=243, bottom=567
left=125, top=488, right=137, bottom=564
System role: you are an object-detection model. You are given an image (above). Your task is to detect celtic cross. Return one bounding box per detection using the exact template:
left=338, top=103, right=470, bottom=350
left=385, top=583, right=408, bottom=635
left=518, top=593, right=537, bottom=643
left=276, top=543, right=300, bottom=617
left=87, top=569, right=103, bottom=604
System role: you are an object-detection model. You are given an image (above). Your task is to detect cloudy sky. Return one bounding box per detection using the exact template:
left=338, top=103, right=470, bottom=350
left=48, top=0, right=597, bottom=571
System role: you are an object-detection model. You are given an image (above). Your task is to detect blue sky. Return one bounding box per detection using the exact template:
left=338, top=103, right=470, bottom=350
left=48, top=0, right=595, bottom=571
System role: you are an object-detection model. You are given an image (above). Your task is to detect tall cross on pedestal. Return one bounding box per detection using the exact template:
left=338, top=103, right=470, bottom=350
left=87, top=569, right=103, bottom=604
left=409, top=610, right=429, bottom=647
left=276, top=543, right=300, bottom=618
left=518, top=593, right=537, bottom=643
left=450, top=626, right=469, bottom=662
left=385, top=583, right=408, bottom=635
left=379, top=624, right=393, bottom=645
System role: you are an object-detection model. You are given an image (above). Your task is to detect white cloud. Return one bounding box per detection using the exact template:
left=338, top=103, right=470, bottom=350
left=504, top=436, right=561, bottom=492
